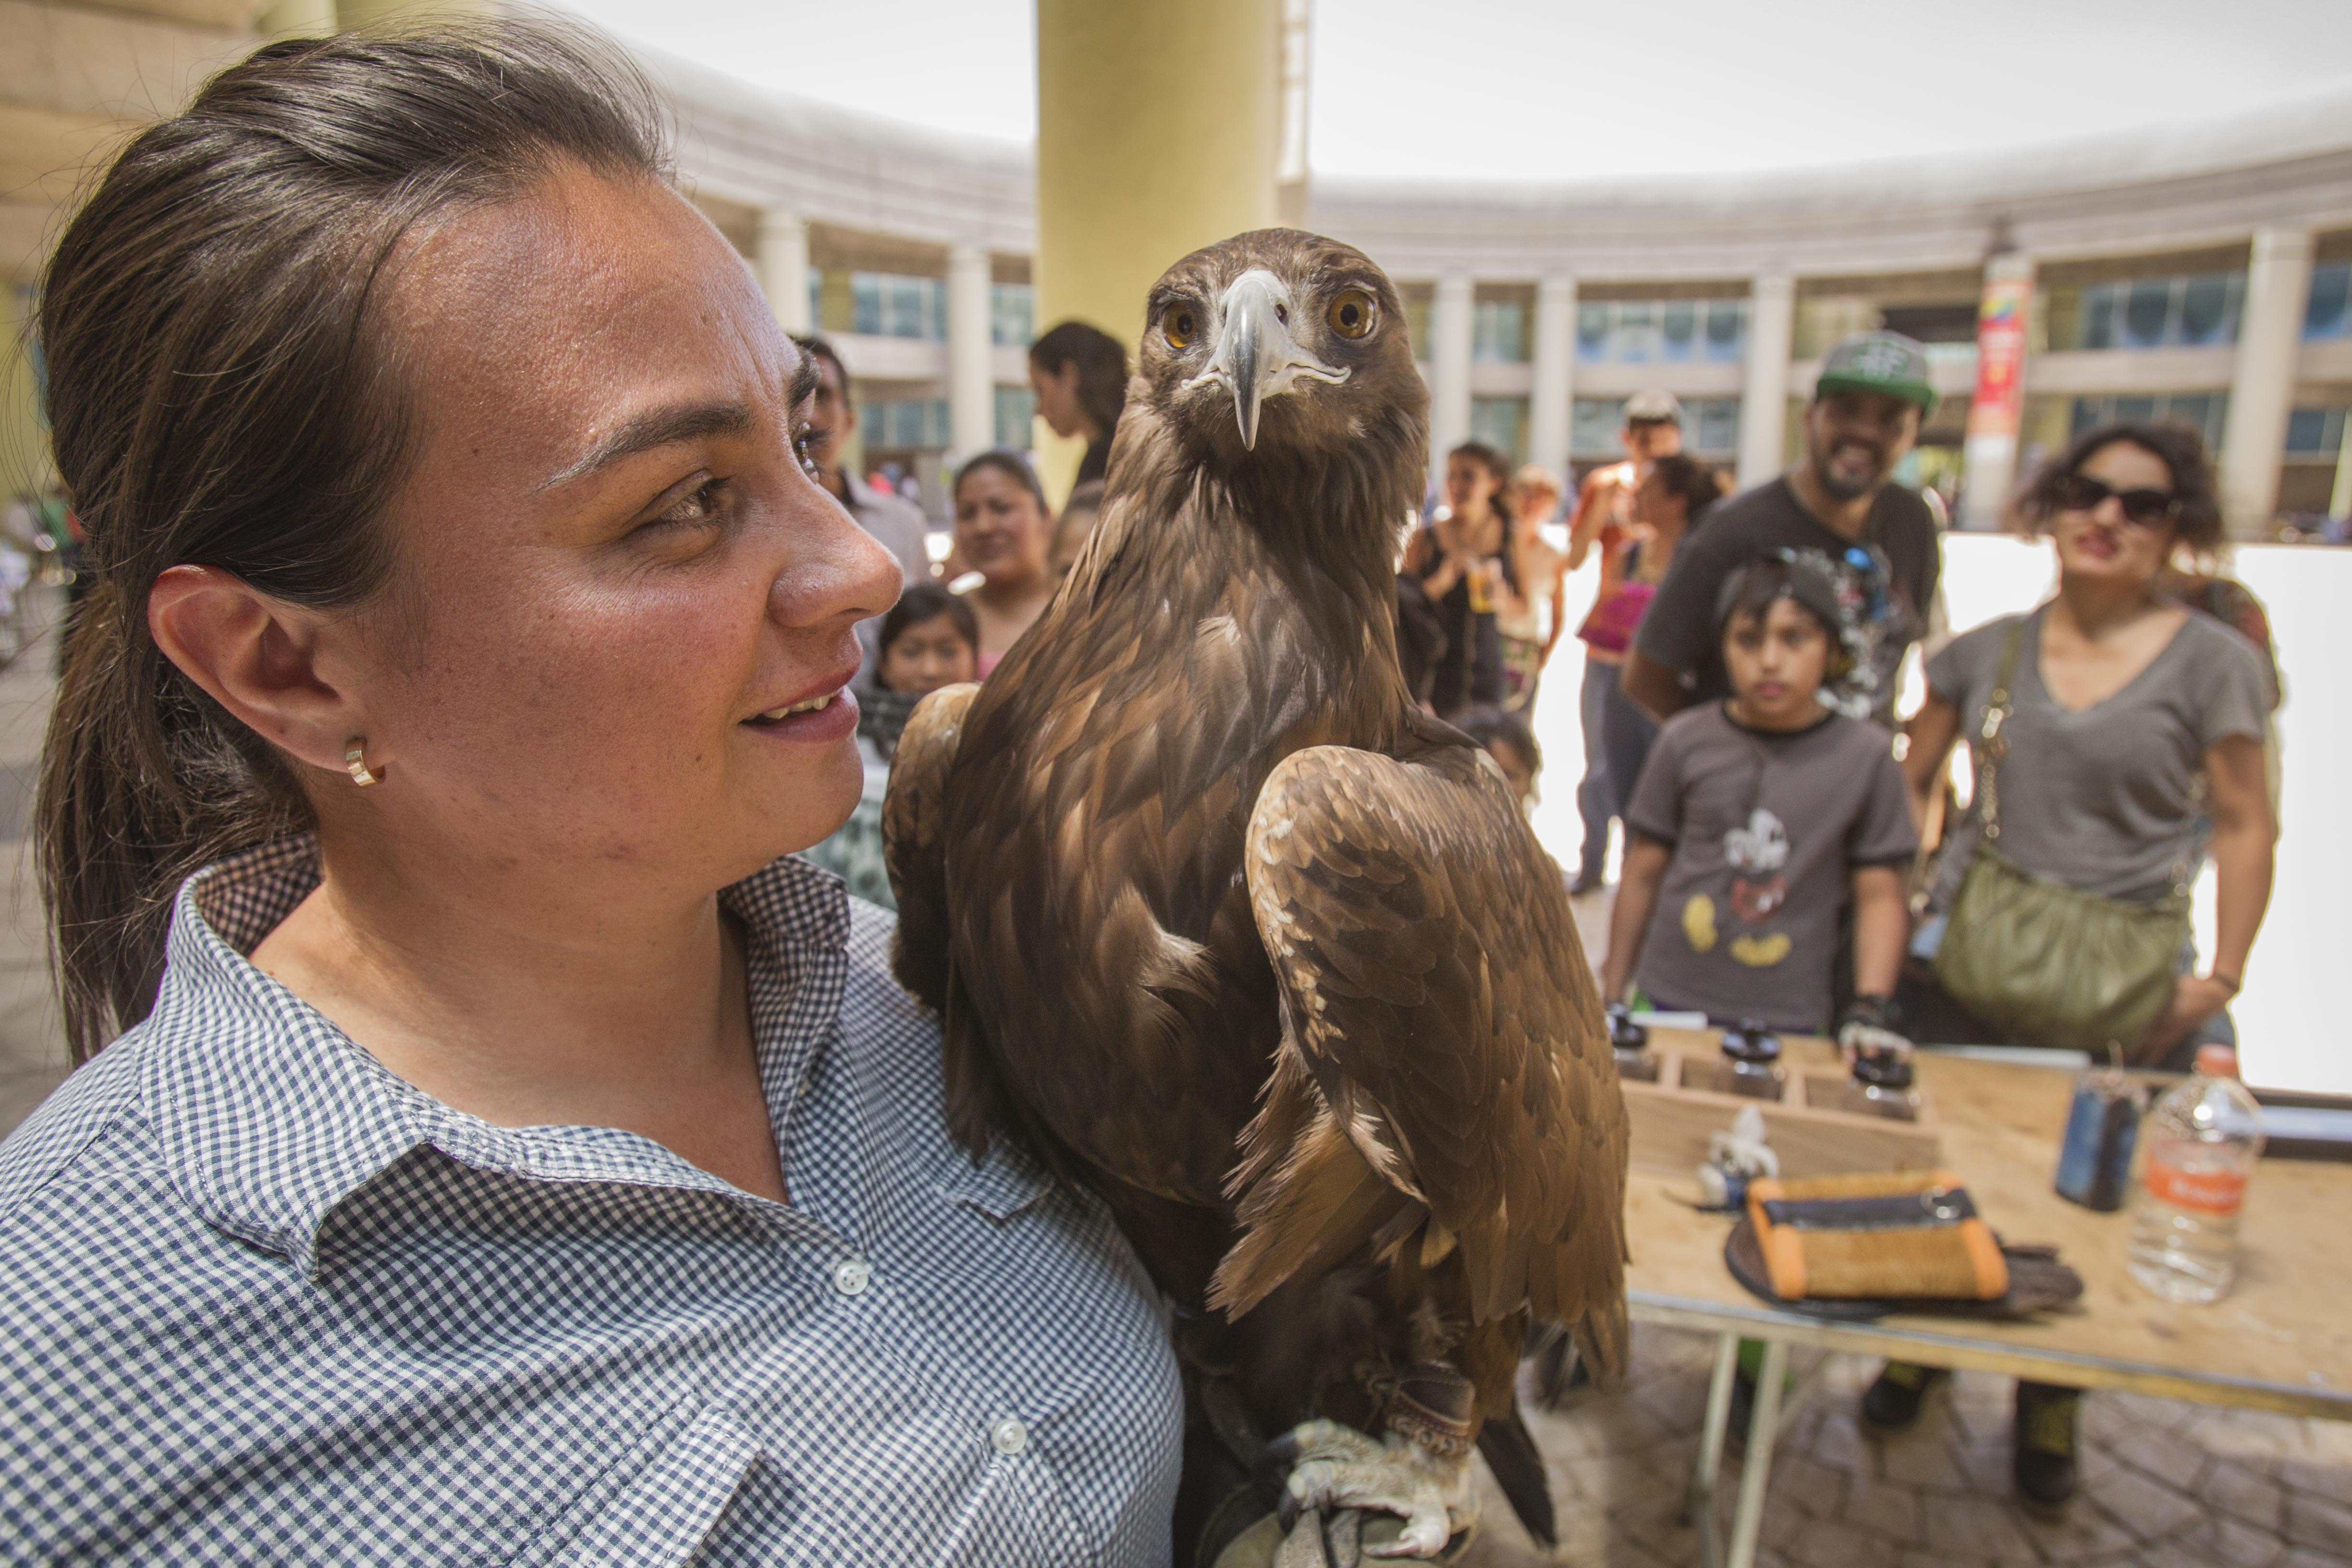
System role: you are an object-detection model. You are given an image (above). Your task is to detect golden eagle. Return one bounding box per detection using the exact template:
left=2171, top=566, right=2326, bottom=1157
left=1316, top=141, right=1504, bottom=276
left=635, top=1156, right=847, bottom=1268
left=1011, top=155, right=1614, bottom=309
left=886, top=229, right=1627, bottom=1560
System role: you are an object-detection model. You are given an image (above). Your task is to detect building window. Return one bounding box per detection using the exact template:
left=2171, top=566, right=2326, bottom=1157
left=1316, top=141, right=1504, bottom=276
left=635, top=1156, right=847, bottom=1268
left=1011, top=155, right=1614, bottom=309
left=2070, top=392, right=2228, bottom=454
left=2285, top=406, right=2348, bottom=457
left=992, top=283, right=1034, bottom=347
left=1471, top=300, right=1526, bottom=363
left=2065, top=272, right=2243, bottom=352
left=1576, top=298, right=1748, bottom=364
left=807, top=269, right=824, bottom=337
left=2306, top=263, right=2351, bottom=342
left=851, top=272, right=947, bottom=341
left=864, top=398, right=951, bottom=449
left=993, top=385, right=1036, bottom=450
left=1468, top=397, right=1528, bottom=460
left=1570, top=396, right=1739, bottom=458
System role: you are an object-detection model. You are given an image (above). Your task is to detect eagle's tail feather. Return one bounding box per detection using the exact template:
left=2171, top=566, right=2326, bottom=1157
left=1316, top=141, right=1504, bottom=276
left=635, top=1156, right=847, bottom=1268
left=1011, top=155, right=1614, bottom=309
left=1476, top=1404, right=1556, bottom=1546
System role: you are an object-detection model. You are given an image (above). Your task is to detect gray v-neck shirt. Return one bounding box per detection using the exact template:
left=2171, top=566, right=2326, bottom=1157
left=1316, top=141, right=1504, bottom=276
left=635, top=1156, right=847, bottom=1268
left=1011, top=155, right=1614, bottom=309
left=1926, top=606, right=2268, bottom=909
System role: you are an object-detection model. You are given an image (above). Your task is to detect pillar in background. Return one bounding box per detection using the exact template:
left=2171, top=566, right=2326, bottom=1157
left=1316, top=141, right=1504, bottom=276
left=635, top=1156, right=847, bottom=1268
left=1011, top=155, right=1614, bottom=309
left=1429, top=272, right=1473, bottom=486
left=1738, top=272, right=1797, bottom=489
left=1035, top=0, right=1282, bottom=503
left=2219, top=225, right=2315, bottom=538
left=1530, top=274, right=1577, bottom=484
left=946, top=243, right=993, bottom=462
left=758, top=208, right=811, bottom=336
left=1960, top=249, right=2035, bottom=530
left=257, top=0, right=337, bottom=34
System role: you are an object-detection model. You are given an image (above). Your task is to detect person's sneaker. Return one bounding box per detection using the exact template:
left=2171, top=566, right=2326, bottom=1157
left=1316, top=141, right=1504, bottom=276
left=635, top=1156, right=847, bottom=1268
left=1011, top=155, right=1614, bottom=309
left=2012, top=1382, right=2081, bottom=1510
left=1859, top=1362, right=1948, bottom=1432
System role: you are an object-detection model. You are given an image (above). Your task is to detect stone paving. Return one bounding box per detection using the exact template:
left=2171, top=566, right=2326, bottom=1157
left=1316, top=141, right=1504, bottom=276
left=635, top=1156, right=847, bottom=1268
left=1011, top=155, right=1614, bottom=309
left=1459, top=1323, right=2352, bottom=1568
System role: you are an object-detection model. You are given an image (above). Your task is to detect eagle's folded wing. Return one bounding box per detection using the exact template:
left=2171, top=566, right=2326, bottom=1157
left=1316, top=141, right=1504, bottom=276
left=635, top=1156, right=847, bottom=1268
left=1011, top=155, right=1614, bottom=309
left=1225, top=741, right=1628, bottom=1360
left=883, top=682, right=980, bottom=1016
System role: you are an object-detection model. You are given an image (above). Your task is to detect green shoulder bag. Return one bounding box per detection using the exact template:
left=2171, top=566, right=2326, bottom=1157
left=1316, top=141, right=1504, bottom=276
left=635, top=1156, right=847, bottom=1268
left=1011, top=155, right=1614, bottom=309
left=1931, top=622, right=2188, bottom=1053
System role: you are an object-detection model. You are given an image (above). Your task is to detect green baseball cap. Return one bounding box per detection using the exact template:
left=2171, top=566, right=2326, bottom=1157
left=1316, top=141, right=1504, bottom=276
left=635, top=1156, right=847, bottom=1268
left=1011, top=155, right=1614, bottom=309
left=1815, top=331, right=1936, bottom=413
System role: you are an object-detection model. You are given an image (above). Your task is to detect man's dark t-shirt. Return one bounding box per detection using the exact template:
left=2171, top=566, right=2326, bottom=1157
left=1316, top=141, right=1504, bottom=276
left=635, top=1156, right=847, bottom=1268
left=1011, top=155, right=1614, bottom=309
left=1635, top=478, right=1940, bottom=728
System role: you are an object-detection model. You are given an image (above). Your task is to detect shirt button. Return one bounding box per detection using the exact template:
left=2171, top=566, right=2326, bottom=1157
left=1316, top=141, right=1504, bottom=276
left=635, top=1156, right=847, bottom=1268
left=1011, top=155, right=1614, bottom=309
left=989, top=1418, right=1029, bottom=1457
left=832, top=1259, right=870, bottom=1296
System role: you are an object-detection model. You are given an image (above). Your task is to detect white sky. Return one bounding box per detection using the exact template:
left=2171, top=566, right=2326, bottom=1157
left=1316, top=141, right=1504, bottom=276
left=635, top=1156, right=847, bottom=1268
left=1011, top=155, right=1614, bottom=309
left=559, top=0, right=2352, bottom=180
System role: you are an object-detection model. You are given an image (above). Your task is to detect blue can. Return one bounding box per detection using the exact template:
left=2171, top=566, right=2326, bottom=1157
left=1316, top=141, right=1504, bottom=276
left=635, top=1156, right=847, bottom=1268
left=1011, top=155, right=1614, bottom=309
left=2054, top=1065, right=2144, bottom=1212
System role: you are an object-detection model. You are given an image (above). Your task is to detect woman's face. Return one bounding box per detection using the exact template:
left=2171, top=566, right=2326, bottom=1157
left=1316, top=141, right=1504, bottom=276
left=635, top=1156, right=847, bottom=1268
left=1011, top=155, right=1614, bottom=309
left=343, top=165, right=901, bottom=897
left=1443, top=454, right=1500, bottom=515
left=2050, top=440, right=2179, bottom=591
left=1514, top=485, right=1559, bottom=529
left=879, top=614, right=977, bottom=696
left=953, top=467, right=1050, bottom=589
left=1028, top=359, right=1085, bottom=440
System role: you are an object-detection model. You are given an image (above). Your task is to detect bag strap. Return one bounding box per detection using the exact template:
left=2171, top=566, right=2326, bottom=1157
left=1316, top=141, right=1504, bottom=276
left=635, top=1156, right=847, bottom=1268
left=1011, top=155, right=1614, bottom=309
left=1971, top=619, right=2026, bottom=843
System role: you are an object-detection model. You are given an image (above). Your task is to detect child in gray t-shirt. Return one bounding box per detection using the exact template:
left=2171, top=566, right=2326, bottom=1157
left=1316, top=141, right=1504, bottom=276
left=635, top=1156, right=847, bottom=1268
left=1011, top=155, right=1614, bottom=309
left=1601, top=557, right=1918, bottom=1036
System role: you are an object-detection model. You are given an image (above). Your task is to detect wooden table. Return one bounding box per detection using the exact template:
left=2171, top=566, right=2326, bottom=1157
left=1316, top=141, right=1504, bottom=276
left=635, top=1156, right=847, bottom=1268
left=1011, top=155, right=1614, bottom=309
left=1620, top=1029, right=2352, bottom=1568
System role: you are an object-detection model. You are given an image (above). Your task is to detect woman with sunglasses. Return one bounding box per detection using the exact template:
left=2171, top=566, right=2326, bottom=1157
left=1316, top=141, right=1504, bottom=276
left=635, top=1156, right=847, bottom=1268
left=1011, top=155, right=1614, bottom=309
left=1880, top=421, right=2274, bottom=1507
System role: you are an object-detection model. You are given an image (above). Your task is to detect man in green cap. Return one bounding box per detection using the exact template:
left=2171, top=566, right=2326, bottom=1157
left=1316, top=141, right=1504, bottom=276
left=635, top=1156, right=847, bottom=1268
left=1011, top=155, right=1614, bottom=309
left=1623, top=329, right=1940, bottom=732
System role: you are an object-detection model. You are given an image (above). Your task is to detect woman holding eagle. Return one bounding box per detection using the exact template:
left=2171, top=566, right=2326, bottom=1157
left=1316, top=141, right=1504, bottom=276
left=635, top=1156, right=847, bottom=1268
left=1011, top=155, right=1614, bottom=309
left=0, top=19, right=1627, bottom=1566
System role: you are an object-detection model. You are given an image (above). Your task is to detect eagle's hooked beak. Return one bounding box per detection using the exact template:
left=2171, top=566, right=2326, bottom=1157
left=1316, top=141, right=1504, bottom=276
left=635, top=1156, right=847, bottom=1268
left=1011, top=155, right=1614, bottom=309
left=1182, top=268, right=1350, bottom=450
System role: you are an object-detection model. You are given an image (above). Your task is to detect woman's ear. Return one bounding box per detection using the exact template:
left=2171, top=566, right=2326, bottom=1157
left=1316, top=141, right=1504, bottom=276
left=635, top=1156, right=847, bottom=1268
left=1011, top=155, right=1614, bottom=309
left=147, top=565, right=370, bottom=778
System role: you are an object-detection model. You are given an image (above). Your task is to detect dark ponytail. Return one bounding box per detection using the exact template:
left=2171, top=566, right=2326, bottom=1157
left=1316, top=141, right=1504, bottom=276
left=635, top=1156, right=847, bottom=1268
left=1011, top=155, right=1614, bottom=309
left=35, top=20, right=668, bottom=1063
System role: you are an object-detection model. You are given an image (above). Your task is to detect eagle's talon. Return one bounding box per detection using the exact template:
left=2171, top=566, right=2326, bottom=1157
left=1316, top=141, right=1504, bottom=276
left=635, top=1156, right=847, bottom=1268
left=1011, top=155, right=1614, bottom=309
left=1270, top=1421, right=1470, bottom=1560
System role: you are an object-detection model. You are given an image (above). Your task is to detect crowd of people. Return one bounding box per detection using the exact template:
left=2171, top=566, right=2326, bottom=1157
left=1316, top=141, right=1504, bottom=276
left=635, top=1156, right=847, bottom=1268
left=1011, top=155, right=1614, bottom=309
left=0, top=16, right=2297, bottom=1558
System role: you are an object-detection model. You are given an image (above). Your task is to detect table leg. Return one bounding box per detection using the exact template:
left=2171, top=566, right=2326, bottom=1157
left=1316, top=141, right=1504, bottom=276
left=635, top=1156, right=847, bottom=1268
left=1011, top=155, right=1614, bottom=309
left=1682, top=1332, right=1741, bottom=1568
left=1725, top=1337, right=1789, bottom=1568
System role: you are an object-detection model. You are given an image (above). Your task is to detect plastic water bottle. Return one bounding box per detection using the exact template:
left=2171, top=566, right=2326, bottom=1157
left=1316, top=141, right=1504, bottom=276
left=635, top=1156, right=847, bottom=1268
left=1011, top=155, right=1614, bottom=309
left=2127, top=1044, right=2266, bottom=1304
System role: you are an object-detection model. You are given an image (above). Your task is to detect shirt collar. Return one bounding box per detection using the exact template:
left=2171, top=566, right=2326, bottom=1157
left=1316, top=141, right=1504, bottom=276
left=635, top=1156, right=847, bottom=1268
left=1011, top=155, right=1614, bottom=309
left=140, top=837, right=853, bottom=1277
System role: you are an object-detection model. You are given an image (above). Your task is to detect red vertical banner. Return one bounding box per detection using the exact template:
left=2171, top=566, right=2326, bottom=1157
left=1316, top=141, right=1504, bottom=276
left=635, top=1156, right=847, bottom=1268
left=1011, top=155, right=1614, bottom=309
left=1967, top=252, right=2032, bottom=442
left=1961, top=251, right=2035, bottom=527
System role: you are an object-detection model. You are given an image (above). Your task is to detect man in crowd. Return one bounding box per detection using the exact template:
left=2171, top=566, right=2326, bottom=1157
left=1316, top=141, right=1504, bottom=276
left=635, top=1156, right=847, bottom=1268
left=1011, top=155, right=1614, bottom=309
left=793, top=335, right=934, bottom=672
left=1622, top=332, right=1941, bottom=732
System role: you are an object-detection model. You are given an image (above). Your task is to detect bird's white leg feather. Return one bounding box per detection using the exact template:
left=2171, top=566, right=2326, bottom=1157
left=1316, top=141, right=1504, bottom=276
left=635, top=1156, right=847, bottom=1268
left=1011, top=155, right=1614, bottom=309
left=1278, top=1419, right=1475, bottom=1559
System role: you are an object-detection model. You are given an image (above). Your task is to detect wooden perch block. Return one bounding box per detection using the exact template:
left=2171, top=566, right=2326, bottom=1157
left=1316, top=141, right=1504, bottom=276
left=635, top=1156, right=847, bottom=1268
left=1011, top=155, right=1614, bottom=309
left=1618, top=1027, right=1943, bottom=1180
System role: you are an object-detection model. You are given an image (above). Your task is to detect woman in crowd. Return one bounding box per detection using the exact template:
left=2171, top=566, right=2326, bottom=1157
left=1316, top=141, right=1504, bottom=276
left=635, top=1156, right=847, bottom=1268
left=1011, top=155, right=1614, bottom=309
left=1491, top=463, right=1568, bottom=715
left=1454, top=704, right=1543, bottom=815
left=950, top=451, right=1059, bottom=677
left=800, top=584, right=979, bottom=907
left=0, top=25, right=1179, bottom=1560
left=1561, top=451, right=1716, bottom=893
left=1029, top=320, right=1129, bottom=491
left=1402, top=442, right=1518, bottom=718
left=1878, top=421, right=2274, bottom=1508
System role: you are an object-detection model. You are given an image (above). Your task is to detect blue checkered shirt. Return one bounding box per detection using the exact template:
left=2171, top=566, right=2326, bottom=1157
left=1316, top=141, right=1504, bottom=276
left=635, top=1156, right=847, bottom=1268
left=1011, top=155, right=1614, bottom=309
left=0, top=840, right=1181, bottom=1564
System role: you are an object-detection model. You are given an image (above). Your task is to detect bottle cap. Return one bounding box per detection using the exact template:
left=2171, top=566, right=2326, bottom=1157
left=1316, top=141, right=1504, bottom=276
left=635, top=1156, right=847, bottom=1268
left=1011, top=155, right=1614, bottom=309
left=2193, top=1043, right=2240, bottom=1079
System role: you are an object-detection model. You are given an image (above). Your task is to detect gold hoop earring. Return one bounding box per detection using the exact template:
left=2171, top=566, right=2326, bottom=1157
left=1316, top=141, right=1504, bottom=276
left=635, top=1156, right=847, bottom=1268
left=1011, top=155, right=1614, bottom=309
left=344, top=738, right=382, bottom=787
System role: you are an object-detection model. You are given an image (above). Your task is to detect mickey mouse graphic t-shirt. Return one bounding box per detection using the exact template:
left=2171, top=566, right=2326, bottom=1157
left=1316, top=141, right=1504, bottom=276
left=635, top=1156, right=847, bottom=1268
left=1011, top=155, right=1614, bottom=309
left=1624, top=702, right=1917, bottom=1032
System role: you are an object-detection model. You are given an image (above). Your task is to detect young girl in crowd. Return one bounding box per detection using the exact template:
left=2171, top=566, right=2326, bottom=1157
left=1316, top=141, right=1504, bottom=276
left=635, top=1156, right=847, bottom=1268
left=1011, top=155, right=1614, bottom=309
left=1600, top=557, right=1916, bottom=1038
left=799, top=584, right=979, bottom=907
left=950, top=451, right=1058, bottom=676
left=1403, top=442, right=1518, bottom=717
left=1490, top=465, right=1568, bottom=714
left=1454, top=705, right=1543, bottom=814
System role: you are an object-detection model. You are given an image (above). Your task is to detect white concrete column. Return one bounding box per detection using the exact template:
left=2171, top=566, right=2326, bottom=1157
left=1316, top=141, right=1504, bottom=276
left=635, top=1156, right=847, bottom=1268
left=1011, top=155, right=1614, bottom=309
left=1530, top=274, right=1577, bottom=481
left=1737, top=272, right=1797, bottom=489
left=946, top=243, right=994, bottom=461
left=1430, top=272, right=1474, bottom=483
left=2219, top=226, right=2315, bottom=538
left=757, top=208, right=811, bottom=335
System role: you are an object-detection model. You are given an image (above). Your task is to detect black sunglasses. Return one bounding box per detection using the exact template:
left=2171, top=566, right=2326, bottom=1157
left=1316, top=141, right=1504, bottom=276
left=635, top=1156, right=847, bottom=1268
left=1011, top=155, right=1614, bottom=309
left=2057, top=472, right=2179, bottom=528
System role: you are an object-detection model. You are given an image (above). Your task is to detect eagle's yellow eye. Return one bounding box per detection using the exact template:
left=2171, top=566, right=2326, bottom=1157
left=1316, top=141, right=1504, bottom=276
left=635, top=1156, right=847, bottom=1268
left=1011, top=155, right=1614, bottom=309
left=1327, top=288, right=1375, bottom=340
left=1164, top=306, right=1198, bottom=349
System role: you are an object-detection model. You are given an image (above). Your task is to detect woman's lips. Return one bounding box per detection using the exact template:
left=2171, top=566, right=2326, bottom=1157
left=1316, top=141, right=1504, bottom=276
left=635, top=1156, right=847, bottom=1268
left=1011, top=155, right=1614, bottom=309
left=743, top=686, right=859, bottom=743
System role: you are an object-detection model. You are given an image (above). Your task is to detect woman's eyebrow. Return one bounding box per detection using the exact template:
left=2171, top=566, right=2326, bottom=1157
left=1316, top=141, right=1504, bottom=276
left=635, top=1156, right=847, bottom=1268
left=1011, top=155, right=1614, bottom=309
left=536, top=400, right=754, bottom=491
